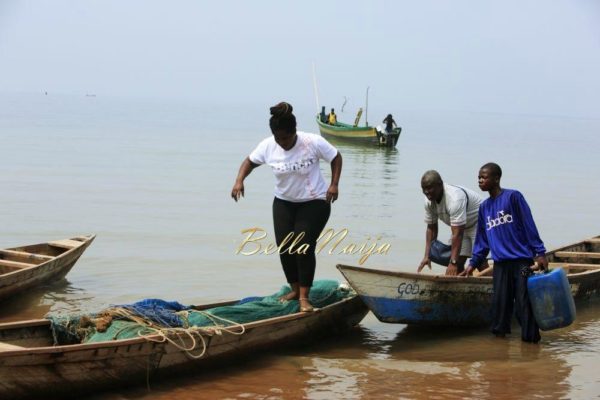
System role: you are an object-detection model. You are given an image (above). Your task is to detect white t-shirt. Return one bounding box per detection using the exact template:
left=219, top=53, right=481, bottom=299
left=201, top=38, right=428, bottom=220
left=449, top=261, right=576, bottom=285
left=249, top=131, right=338, bottom=202
left=424, top=184, right=484, bottom=227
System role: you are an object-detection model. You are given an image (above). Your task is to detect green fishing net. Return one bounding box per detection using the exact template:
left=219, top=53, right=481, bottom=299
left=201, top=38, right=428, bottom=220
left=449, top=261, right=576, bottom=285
left=50, top=280, right=353, bottom=344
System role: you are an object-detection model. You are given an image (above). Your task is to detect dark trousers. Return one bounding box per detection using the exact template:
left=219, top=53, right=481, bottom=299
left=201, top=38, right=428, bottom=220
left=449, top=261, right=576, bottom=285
left=491, top=259, right=541, bottom=343
left=272, top=197, right=331, bottom=287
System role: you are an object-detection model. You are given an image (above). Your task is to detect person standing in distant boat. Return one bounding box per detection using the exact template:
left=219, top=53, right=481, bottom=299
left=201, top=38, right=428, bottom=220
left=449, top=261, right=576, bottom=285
left=231, top=102, right=343, bottom=313
left=382, top=114, right=397, bottom=133
left=464, top=162, right=548, bottom=343
left=320, top=106, right=327, bottom=123
left=418, top=170, right=487, bottom=276
left=327, top=108, right=337, bottom=125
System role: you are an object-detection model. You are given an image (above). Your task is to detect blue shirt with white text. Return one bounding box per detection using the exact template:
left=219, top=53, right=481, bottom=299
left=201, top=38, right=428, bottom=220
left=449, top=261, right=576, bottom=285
left=470, top=189, right=546, bottom=267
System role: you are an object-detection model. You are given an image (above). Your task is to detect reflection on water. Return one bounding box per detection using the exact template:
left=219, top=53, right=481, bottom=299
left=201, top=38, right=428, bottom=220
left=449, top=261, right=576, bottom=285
left=1, top=95, right=599, bottom=398
left=0, top=280, right=94, bottom=323
left=0, top=285, right=53, bottom=323
left=304, top=358, right=366, bottom=400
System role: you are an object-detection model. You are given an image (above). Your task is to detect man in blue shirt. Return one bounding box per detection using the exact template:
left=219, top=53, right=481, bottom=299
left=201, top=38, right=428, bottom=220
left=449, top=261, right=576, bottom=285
left=463, top=162, right=548, bottom=343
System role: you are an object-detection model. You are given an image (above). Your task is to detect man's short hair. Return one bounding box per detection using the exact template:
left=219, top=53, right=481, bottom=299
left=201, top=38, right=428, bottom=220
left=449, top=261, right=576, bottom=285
left=421, top=170, right=443, bottom=185
left=481, top=162, right=502, bottom=179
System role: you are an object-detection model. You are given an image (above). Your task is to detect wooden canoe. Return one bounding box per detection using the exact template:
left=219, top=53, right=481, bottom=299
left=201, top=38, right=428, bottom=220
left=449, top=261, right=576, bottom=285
left=0, top=294, right=368, bottom=399
left=337, top=236, right=600, bottom=326
left=316, top=116, right=401, bottom=147
left=0, top=235, right=95, bottom=301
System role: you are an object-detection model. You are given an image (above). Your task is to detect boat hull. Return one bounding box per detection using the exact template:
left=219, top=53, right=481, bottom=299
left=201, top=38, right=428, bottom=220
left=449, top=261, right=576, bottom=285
left=0, top=295, right=368, bottom=399
left=337, top=237, right=600, bottom=326
left=338, top=266, right=494, bottom=326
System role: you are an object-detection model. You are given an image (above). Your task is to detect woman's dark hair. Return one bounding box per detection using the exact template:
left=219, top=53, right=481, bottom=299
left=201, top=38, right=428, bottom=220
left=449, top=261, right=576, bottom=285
left=269, top=102, right=296, bottom=133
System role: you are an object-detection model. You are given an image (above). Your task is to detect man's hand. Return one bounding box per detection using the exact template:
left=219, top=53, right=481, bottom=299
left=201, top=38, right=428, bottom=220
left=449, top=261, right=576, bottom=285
left=459, top=266, right=474, bottom=277
left=446, top=264, right=458, bottom=276
left=417, top=257, right=431, bottom=273
left=535, top=255, right=548, bottom=271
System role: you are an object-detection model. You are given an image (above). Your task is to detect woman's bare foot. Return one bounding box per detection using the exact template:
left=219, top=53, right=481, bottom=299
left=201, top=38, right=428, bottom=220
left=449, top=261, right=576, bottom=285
left=279, top=282, right=300, bottom=302
left=279, top=291, right=299, bottom=302
left=299, top=297, right=314, bottom=312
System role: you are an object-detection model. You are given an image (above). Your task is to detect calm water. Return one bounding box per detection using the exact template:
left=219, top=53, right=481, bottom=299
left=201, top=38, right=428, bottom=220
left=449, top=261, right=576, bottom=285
left=1, top=93, right=599, bottom=399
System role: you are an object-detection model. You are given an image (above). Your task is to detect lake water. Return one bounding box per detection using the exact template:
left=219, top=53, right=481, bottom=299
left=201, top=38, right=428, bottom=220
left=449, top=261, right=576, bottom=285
left=1, top=93, right=599, bottom=399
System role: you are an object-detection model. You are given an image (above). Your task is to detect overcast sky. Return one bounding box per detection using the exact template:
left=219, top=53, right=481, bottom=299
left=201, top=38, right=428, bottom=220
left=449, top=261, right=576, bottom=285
left=1, top=0, right=599, bottom=117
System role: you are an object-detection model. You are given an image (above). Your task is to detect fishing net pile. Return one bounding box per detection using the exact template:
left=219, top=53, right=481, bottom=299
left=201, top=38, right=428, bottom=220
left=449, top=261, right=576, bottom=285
left=47, top=280, right=352, bottom=346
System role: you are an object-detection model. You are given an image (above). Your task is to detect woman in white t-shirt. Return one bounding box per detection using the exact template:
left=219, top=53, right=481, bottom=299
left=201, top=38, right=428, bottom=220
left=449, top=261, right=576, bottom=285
left=231, top=102, right=342, bottom=312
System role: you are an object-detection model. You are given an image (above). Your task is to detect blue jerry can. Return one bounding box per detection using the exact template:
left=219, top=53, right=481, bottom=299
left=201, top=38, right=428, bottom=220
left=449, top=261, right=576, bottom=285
left=527, top=267, right=576, bottom=331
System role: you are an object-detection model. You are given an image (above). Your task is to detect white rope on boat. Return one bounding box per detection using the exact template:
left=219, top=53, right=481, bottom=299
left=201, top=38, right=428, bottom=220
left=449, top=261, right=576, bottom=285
left=104, top=307, right=246, bottom=359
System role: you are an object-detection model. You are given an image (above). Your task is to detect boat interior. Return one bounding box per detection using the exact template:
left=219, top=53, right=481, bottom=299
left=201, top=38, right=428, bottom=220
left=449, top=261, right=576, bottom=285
left=0, top=237, right=87, bottom=275
left=0, top=320, right=54, bottom=350
left=548, top=237, right=600, bottom=274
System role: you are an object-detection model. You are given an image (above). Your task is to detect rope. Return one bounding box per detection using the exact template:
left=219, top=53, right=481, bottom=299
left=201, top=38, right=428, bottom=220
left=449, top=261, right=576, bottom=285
left=99, top=307, right=246, bottom=359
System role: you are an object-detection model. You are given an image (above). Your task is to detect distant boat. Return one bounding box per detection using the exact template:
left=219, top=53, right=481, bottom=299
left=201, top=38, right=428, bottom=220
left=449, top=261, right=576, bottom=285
left=316, top=110, right=401, bottom=147
left=311, top=66, right=401, bottom=147
left=85, top=94, right=97, bottom=97
left=337, top=235, right=600, bottom=326
left=314, top=86, right=401, bottom=147
left=0, top=235, right=95, bottom=301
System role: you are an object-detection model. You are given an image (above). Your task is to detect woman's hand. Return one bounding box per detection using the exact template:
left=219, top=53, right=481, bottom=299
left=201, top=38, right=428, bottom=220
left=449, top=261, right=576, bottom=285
left=231, top=181, right=245, bottom=202
left=326, top=184, right=338, bottom=203
left=327, top=153, right=342, bottom=204
left=231, top=158, right=258, bottom=202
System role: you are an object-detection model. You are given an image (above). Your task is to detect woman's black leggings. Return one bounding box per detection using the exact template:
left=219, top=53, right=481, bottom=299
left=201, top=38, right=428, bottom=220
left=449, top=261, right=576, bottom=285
left=272, top=197, right=331, bottom=287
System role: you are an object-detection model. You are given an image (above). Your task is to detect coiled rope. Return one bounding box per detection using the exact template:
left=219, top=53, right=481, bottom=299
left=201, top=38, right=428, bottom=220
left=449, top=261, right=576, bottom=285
left=103, top=307, right=246, bottom=359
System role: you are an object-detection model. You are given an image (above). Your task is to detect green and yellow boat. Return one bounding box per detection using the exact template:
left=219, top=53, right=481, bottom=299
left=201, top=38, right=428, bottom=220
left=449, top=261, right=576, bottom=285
left=316, top=108, right=401, bottom=147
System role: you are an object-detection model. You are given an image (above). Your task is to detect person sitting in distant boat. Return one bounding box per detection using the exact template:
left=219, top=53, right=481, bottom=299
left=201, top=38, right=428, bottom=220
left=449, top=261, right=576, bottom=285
left=327, top=108, right=337, bottom=125
left=320, top=106, right=327, bottom=123
left=382, top=114, right=397, bottom=133
left=418, top=170, right=487, bottom=276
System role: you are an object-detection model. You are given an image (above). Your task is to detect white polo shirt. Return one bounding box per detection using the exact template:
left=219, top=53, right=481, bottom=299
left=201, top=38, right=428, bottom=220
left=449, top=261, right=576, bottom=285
left=424, top=184, right=484, bottom=228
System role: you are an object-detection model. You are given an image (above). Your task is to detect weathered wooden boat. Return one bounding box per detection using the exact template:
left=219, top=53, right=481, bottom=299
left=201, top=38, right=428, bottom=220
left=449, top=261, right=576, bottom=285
left=316, top=115, right=401, bottom=147
left=0, top=294, right=367, bottom=399
left=337, top=236, right=600, bottom=326
left=0, top=235, right=95, bottom=301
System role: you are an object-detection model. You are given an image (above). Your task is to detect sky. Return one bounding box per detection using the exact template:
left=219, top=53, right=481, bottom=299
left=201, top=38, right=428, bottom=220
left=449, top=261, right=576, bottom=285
left=0, top=0, right=599, bottom=117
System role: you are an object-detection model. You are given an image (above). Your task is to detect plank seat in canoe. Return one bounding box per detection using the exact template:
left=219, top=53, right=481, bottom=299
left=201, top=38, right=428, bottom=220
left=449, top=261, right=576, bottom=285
left=47, top=239, right=86, bottom=249
left=0, top=249, right=54, bottom=264
left=554, top=251, right=600, bottom=259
